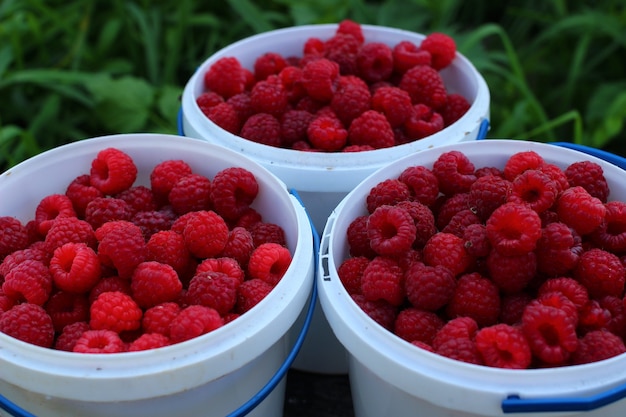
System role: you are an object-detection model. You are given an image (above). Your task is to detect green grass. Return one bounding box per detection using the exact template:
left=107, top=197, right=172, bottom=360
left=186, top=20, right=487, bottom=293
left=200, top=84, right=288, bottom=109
left=1, top=0, right=625, bottom=172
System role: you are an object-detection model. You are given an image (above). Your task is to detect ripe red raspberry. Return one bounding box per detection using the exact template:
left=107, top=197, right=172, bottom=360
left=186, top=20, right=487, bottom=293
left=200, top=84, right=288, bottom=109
left=183, top=211, right=229, bottom=259
left=538, top=277, right=589, bottom=310
left=535, top=291, right=579, bottom=321
left=349, top=294, right=397, bottom=331
left=598, top=296, right=626, bottom=337
left=537, top=163, right=570, bottom=193
left=404, top=103, right=444, bottom=140
left=348, top=110, right=395, bottom=149
left=324, top=33, right=360, bottom=75
left=35, top=194, right=77, bottom=235
left=487, top=250, right=537, bottom=294
left=249, top=77, right=289, bottom=117
left=221, top=227, right=255, bottom=269
left=556, top=186, right=606, bottom=235
left=150, top=159, right=194, bottom=205
left=0, top=291, right=16, bottom=314
left=371, top=86, right=414, bottom=129
left=142, top=302, right=180, bottom=337
left=392, top=40, right=432, bottom=75
left=279, top=66, right=306, bottom=104
left=186, top=271, right=238, bottom=315
left=227, top=92, right=255, bottom=122
left=127, top=333, right=170, bottom=352
left=346, top=215, right=377, bottom=259
left=397, top=165, right=439, bottom=207
left=44, top=290, right=89, bottom=332
left=486, top=202, right=542, bottom=256
left=306, top=115, right=348, bottom=151
left=236, top=278, right=274, bottom=313
left=467, top=174, right=512, bottom=221
left=88, top=276, right=131, bottom=305
left=367, top=205, right=417, bottom=256
left=432, top=316, right=478, bottom=350
left=404, top=262, right=455, bottom=311
left=499, top=292, right=533, bottom=325
left=44, top=216, right=96, bottom=253
left=0, top=216, right=29, bottom=261
left=423, top=232, right=473, bottom=276
left=361, top=256, right=405, bottom=306
left=131, top=209, right=176, bottom=240
left=65, top=174, right=104, bottom=218
left=280, top=109, right=315, bottom=146
left=2, top=259, right=52, bottom=305
left=336, top=19, right=365, bottom=44
left=204, top=102, right=241, bottom=134
left=196, top=257, right=245, bottom=285
left=394, top=307, right=444, bottom=345
left=437, top=337, right=484, bottom=365
left=84, top=197, right=132, bottom=230
left=96, top=220, right=147, bottom=279
left=441, top=209, right=481, bottom=237
left=502, top=151, right=545, bottom=181
left=247, top=242, right=292, bottom=286
left=89, top=148, right=137, bottom=195
left=434, top=192, right=470, bottom=230
left=130, top=261, right=183, bottom=308
left=167, top=173, right=212, bottom=215
left=196, top=91, right=224, bottom=113
left=591, top=201, right=626, bottom=252
left=446, top=272, right=501, bottom=327
left=419, top=32, right=456, bottom=70
left=432, top=150, right=476, bottom=196
left=330, top=76, right=371, bottom=127
left=565, top=160, right=609, bottom=203
left=301, top=58, right=339, bottom=102
left=249, top=222, right=287, bottom=247
left=521, top=300, right=578, bottom=365
left=365, top=178, right=411, bottom=214
left=578, top=299, right=611, bottom=335
left=575, top=248, right=625, bottom=299
left=115, top=185, right=158, bottom=215
left=203, top=57, right=247, bottom=99
left=536, top=222, right=582, bottom=276
left=49, top=243, right=101, bottom=293
left=572, top=329, right=626, bottom=365
left=398, top=65, right=447, bottom=110
left=73, top=329, right=126, bottom=353
left=240, top=113, right=282, bottom=147
left=394, top=200, right=437, bottom=248
left=441, top=93, right=470, bottom=126
left=0, top=303, right=54, bottom=347
left=475, top=324, right=532, bottom=369
left=462, top=223, right=491, bottom=257
left=90, top=291, right=142, bottom=333
left=508, top=169, right=559, bottom=213
left=210, top=167, right=259, bottom=222
left=254, top=52, right=287, bottom=81
left=337, top=256, right=369, bottom=295
left=357, top=42, right=394, bottom=83
left=54, top=321, right=90, bottom=351
left=146, top=230, right=191, bottom=277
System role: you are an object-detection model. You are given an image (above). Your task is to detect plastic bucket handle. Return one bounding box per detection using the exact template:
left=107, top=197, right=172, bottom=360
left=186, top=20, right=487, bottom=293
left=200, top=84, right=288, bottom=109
left=501, top=141, right=626, bottom=414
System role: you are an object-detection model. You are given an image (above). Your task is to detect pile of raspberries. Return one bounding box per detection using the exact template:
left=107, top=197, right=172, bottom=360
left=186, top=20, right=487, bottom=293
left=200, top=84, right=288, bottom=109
left=339, top=148, right=626, bottom=369
left=0, top=147, right=293, bottom=353
left=196, top=19, right=470, bottom=152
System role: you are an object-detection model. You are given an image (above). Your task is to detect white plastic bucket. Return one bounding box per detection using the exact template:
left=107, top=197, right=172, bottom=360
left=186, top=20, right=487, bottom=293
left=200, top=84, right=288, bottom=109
left=180, top=24, right=490, bottom=374
left=318, top=139, right=626, bottom=417
left=0, top=134, right=315, bottom=417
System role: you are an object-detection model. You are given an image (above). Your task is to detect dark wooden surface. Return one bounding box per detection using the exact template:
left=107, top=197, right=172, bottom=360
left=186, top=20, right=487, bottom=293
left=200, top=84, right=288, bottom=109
left=283, top=370, right=355, bottom=417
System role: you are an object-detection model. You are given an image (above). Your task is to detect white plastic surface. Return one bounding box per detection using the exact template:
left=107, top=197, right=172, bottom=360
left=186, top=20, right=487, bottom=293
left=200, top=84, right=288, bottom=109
left=0, top=134, right=315, bottom=417
left=318, top=139, right=626, bottom=417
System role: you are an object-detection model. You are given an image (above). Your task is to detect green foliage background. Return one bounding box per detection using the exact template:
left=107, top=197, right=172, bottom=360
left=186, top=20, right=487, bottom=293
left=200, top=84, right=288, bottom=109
left=1, top=0, right=625, bottom=172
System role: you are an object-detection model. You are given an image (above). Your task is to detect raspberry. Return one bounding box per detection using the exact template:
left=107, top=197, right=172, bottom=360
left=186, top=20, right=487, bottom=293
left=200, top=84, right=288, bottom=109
left=115, top=185, right=158, bottom=215
left=324, top=33, right=361, bottom=75
left=348, top=110, right=395, bottom=149
left=337, top=256, right=369, bottom=295
left=280, top=109, right=315, bottom=146
left=203, top=57, right=247, bottom=99
left=500, top=292, right=533, bottom=325
left=130, top=261, right=182, bottom=309
left=65, top=174, right=104, bottom=217
left=240, top=113, right=282, bottom=147
left=90, top=291, right=142, bottom=333
left=247, top=242, right=292, bottom=286
left=537, top=163, right=570, bottom=193
left=394, top=307, right=444, bottom=345
left=249, top=222, right=287, bottom=247
left=73, top=329, right=126, bottom=353
left=44, top=290, right=89, bottom=332
left=487, top=250, right=537, bottom=294
left=419, top=32, right=456, bottom=70
left=475, top=324, right=532, bottom=369
left=0, top=303, right=54, bottom=347
left=254, top=52, right=288, bottom=81
left=182, top=211, right=229, bottom=259
left=306, top=115, right=348, bottom=151
left=423, top=232, right=473, bottom=276
left=556, top=186, right=606, bottom=235
left=535, top=222, right=582, bottom=276
left=236, top=278, right=273, bottom=313
left=301, top=58, right=340, bottom=102
left=127, top=333, right=170, bottom=352
left=366, top=178, right=411, bottom=214
left=538, top=277, right=589, bottom=310
left=0, top=291, right=16, bottom=314
left=592, top=296, right=625, bottom=338
left=441, top=209, right=481, bottom=237
left=210, top=167, right=259, bottom=222
left=351, top=294, right=398, bottom=330
left=49, top=242, right=101, bottom=293
left=357, top=42, right=394, bottom=83
left=508, top=169, right=559, bottom=213
left=502, top=151, right=545, bottom=181
left=149, top=159, right=194, bottom=205
left=432, top=316, right=478, bottom=350
left=392, top=40, right=432, bottom=74
left=591, top=201, right=626, bottom=252
left=195, top=257, right=244, bottom=286
left=446, top=272, right=501, bottom=327
left=411, top=340, right=435, bottom=352
left=220, top=227, right=255, bottom=269
left=96, top=221, right=147, bottom=279
left=367, top=205, right=417, bottom=256
left=441, top=93, right=470, bottom=126
left=565, top=160, right=609, bottom=203
left=398, top=65, right=447, bottom=110
left=35, top=194, right=77, bottom=235
left=342, top=144, right=375, bottom=152
left=578, top=299, right=611, bottom=334
left=196, top=91, right=224, bottom=113
left=361, top=256, right=405, bottom=306
left=330, top=76, right=371, bottom=127
left=84, top=197, right=132, bottom=229
left=54, top=321, right=90, bottom=351
left=132, top=209, right=175, bottom=240
left=394, top=200, right=437, bottom=248
left=44, top=216, right=96, bottom=253
left=574, top=248, right=625, bottom=299
left=167, top=173, right=212, bottom=215
left=535, top=291, right=578, bottom=320
left=572, top=329, right=626, bottom=365
left=521, top=300, right=578, bottom=365
left=142, top=302, right=180, bottom=337
left=146, top=230, right=191, bottom=277
left=0, top=217, right=29, bottom=261
left=186, top=271, right=238, bottom=315
left=486, top=202, right=542, bottom=256
left=89, top=148, right=137, bottom=195
left=435, top=335, right=483, bottom=365
left=403, top=103, right=445, bottom=139
left=435, top=192, right=470, bottom=230
left=2, top=259, right=52, bottom=305
left=462, top=223, right=491, bottom=257
left=227, top=92, right=254, bottom=122
left=404, top=262, right=455, bottom=311
left=88, top=276, right=131, bottom=305
left=346, top=215, right=377, bottom=258
left=432, top=150, right=476, bottom=196
left=397, top=165, right=439, bottom=207
left=250, top=77, right=289, bottom=117
left=279, top=66, right=307, bottom=104
left=336, top=19, right=365, bottom=44
left=205, top=102, right=241, bottom=134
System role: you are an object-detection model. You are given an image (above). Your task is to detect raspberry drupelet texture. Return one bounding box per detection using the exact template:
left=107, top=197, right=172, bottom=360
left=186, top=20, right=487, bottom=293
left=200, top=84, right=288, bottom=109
left=301, top=58, right=340, bottom=102
left=54, top=321, right=90, bottom=352
left=367, top=205, right=417, bottom=256
left=89, top=147, right=137, bottom=195
left=502, top=150, right=545, bottom=181
left=254, top=52, right=288, bottom=81
left=467, top=174, right=511, bottom=221
left=73, top=329, right=126, bottom=354
left=398, top=65, right=448, bottom=110
left=205, top=102, right=241, bottom=134
left=183, top=211, right=229, bottom=259
left=371, top=86, right=412, bottom=128
left=475, top=324, right=532, bottom=369
left=487, top=250, right=537, bottom=294
left=236, top=279, right=274, bottom=313
left=575, top=248, right=625, bottom=299
left=337, top=256, right=370, bottom=295
left=422, top=232, right=473, bottom=277
left=361, top=256, right=405, bottom=306
left=149, top=159, right=194, bottom=205
left=250, top=77, right=289, bottom=117
left=65, top=175, right=104, bottom=218
left=357, top=42, right=394, bottom=83
left=403, top=103, right=444, bottom=140
left=348, top=110, right=395, bottom=149
left=90, top=291, right=142, bottom=333
left=397, top=165, right=439, bottom=207
left=486, top=202, right=542, bottom=256
left=446, top=272, right=501, bottom=327
left=196, top=257, right=245, bottom=285
left=281, top=109, right=315, bottom=146
left=221, top=227, right=255, bottom=269
left=366, top=178, right=412, bottom=214
left=186, top=271, right=239, bottom=315
left=240, top=113, right=282, bottom=147
left=49, top=242, right=101, bottom=293
left=168, top=173, right=212, bottom=215
left=130, top=261, right=183, bottom=309
left=307, top=115, right=348, bottom=151
left=351, top=294, right=398, bottom=330
left=419, top=32, right=456, bottom=70
left=572, top=329, right=626, bottom=365
left=44, top=215, right=96, bottom=253
left=324, top=33, right=361, bottom=75
left=116, top=185, right=158, bottom=215
left=0, top=303, right=55, bottom=348
left=128, top=332, right=171, bottom=352
left=84, top=197, right=132, bottom=230
left=330, top=76, right=371, bottom=127
left=45, top=290, right=89, bottom=332
left=247, top=243, right=292, bottom=286
left=96, top=220, right=147, bottom=279
left=394, top=307, right=444, bottom=345
left=556, top=186, right=606, bottom=236
left=394, top=200, right=437, bottom=248
left=432, top=150, right=476, bottom=196
left=392, top=41, right=432, bottom=75
left=565, top=160, right=609, bottom=203
left=346, top=215, right=377, bottom=259
left=441, top=93, right=471, bottom=126
left=203, top=57, right=247, bottom=99
left=2, top=259, right=52, bottom=305
left=590, top=201, right=626, bottom=252
left=34, top=194, right=77, bottom=235
left=404, top=262, right=455, bottom=312
left=535, top=222, right=581, bottom=277
left=0, top=217, right=29, bottom=262
left=508, top=169, right=559, bottom=213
